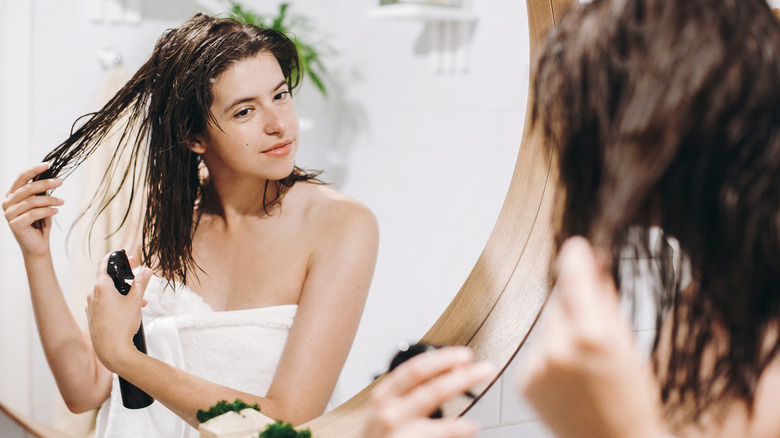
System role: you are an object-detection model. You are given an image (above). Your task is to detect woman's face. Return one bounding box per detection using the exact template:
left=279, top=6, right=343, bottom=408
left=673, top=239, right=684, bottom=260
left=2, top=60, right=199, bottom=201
left=195, top=52, right=299, bottom=183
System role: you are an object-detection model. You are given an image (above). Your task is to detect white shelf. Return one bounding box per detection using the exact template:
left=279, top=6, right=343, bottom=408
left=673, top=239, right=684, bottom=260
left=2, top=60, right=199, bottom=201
left=368, top=1, right=478, bottom=73
left=368, top=3, right=476, bottom=21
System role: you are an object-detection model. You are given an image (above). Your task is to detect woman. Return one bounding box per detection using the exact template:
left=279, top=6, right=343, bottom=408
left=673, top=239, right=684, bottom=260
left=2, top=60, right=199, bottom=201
left=2, top=13, right=378, bottom=437
left=365, top=0, right=780, bottom=436
left=523, top=0, right=780, bottom=435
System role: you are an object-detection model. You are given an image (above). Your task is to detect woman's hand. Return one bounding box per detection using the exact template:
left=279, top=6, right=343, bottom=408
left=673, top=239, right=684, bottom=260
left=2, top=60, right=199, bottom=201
left=364, top=346, right=496, bottom=438
left=2, top=162, right=64, bottom=259
left=86, top=253, right=153, bottom=372
left=518, top=237, right=665, bottom=438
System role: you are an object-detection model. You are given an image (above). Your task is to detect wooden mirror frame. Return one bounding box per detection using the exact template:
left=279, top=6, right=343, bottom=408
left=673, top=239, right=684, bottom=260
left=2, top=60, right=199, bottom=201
left=0, top=0, right=574, bottom=436
left=303, top=0, right=574, bottom=435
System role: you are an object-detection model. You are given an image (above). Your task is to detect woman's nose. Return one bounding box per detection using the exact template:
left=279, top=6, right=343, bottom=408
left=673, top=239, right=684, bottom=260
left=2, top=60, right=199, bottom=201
left=263, top=108, right=286, bottom=136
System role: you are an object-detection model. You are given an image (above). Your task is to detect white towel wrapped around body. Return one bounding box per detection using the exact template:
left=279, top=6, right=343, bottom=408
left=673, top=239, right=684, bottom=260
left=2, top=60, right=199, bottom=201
left=94, top=275, right=342, bottom=438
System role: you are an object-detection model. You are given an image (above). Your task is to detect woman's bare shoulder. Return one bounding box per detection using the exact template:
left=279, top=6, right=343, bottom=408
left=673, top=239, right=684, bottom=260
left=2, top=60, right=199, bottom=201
left=297, top=182, right=376, bottom=222
left=292, top=182, right=378, bottom=241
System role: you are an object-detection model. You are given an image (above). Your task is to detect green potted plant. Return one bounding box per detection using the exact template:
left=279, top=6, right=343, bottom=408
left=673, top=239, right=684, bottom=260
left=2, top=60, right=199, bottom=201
left=198, top=399, right=313, bottom=437
left=227, top=1, right=331, bottom=97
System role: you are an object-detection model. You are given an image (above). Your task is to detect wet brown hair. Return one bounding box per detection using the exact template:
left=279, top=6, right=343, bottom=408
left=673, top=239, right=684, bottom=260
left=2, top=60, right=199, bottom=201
left=533, top=0, right=780, bottom=425
left=36, top=13, right=319, bottom=285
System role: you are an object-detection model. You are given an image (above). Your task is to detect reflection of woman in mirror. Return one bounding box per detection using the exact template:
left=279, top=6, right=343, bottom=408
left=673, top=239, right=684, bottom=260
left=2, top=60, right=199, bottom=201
left=2, top=13, right=378, bottom=437
left=364, top=0, right=780, bottom=436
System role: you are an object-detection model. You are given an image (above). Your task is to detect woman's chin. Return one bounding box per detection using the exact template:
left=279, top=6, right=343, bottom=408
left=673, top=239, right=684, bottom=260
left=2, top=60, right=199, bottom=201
left=266, top=163, right=298, bottom=182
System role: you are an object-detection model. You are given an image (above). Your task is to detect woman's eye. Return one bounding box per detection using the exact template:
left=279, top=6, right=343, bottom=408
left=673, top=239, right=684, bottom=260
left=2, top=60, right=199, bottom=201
left=235, top=108, right=252, bottom=118
left=274, top=90, right=290, bottom=101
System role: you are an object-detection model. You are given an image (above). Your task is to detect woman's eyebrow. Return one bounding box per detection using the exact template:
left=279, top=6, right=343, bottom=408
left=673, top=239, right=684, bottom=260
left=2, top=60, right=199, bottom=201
left=273, top=79, right=288, bottom=91
left=223, top=96, right=255, bottom=114
left=222, top=80, right=289, bottom=114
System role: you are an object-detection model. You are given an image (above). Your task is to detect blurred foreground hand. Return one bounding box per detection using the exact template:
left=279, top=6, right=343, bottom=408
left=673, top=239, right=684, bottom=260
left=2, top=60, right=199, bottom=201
left=518, top=237, right=666, bottom=438
left=364, top=346, right=495, bottom=438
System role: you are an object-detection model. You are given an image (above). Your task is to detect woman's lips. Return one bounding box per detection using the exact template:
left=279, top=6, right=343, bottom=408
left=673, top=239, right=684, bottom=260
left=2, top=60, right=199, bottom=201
left=263, top=141, right=292, bottom=157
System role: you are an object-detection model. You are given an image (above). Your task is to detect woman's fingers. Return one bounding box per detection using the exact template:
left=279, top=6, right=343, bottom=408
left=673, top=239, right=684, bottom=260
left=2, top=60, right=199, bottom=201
left=3, top=194, right=64, bottom=222
left=4, top=177, right=62, bottom=208
left=8, top=206, right=60, bottom=229
left=372, top=347, right=474, bottom=399
left=2, top=165, right=63, bottom=257
left=396, top=361, right=495, bottom=420
left=129, top=268, right=153, bottom=302
left=365, top=348, right=493, bottom=438
left=6, top=162, right=50, bottom=195
left=555, top=237, right=601, bottom=318
left=3, top=176, right=63, bottom=231
left=556, top=237, right=620, bottom=329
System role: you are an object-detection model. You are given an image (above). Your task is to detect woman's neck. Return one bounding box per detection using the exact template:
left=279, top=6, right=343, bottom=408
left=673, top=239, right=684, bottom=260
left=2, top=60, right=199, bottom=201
left=198, top=177, right=281, bottom=221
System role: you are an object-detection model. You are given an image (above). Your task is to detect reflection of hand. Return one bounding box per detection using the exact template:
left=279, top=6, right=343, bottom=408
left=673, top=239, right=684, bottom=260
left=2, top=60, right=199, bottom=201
left=2, top=162, right=64, bottom=259
left=518, top=237, right=665, bottom=438
left=87, top=253, right=152, bottom=372
left=364, top=347, right=495, bottom=438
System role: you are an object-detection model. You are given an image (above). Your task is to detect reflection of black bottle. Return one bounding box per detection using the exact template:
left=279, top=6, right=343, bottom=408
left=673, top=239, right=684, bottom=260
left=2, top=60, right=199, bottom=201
left=387, top=343, right=445, bottom=418
left=387, top=343, right=479, bottom=419
left=107, top=250, right=154, bottom=409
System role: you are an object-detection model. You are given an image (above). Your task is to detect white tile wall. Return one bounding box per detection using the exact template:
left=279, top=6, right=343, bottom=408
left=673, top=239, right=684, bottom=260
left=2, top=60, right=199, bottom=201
left=460, top=312, right=557, bottom=438
left=0, top=0, right=35, bottom=429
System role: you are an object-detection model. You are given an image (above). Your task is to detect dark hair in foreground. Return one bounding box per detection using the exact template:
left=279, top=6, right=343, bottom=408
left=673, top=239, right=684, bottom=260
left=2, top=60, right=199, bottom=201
left=533, top=0, right=780, bottom=426
left=36, top=13, right=319, bottom=285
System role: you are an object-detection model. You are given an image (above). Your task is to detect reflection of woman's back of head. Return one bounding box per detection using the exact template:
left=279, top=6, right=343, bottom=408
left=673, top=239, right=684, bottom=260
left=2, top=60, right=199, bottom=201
left=35, top=14, right=319, bottom=285
left=532, top=0, right=780, bottom=426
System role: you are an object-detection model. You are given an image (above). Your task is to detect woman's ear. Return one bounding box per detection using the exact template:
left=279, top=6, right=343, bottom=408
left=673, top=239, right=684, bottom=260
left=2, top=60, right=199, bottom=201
left=187, top=136, right=207, bottom=154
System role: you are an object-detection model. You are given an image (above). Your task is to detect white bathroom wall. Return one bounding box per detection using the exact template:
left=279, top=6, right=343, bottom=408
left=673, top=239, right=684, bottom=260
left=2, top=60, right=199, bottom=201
left=0, top=0, right=35, bottom=431
left=308, top=0, right=530, bottom=400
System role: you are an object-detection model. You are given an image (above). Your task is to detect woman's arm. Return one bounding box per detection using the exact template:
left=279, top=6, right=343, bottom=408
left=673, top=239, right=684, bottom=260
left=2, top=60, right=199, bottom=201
left=263, top=198, right=378, bottom=424
left=3, top=163, right=112, bottom=412
left=87, top=198, right=379, bottom=428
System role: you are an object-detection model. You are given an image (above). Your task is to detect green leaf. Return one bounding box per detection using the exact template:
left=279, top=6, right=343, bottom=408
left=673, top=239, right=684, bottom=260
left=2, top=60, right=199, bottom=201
left=307, top=70, right=327, bottom=96
left=272, top=3, right=290, bottom=30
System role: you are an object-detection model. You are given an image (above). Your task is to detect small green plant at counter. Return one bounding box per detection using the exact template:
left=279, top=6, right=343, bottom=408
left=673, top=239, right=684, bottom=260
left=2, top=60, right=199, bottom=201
left=196, top=399, right=260, bottom=423
left=259, top=420, right=312, bottom=438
